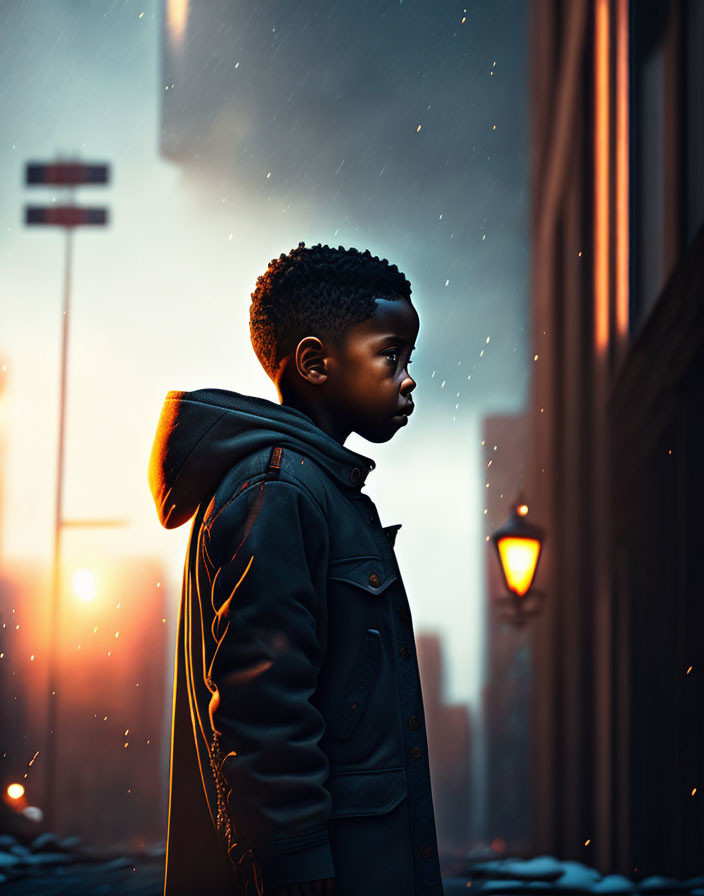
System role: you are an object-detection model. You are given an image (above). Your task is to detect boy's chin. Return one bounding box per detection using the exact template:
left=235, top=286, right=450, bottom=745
left=357, top=415, right=409, bottom=443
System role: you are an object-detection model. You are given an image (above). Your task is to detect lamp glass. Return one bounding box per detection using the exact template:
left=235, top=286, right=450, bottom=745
left=497, top=536, right=541, bottom=596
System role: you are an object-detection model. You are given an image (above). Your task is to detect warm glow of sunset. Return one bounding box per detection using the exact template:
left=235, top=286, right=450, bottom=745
left=72, top=568, right=97, bottom=602
left=497, top=536, right=541, bottom=596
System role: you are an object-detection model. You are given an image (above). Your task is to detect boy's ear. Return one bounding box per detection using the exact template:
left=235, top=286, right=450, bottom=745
left=294, top=336, right=329, bottom=385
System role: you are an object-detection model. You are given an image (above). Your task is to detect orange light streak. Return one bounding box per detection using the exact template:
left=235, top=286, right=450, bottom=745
left=616, top=0, right=629, bottom=339
left=594, top=0, right=610, bottom=352
left=167, top=0, right=189, bottom=48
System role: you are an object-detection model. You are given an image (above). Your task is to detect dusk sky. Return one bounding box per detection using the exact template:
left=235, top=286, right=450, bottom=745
left=0, top=0, right=529, bottom=709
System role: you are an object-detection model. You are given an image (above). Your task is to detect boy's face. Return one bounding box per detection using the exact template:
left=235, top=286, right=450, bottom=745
left=325, top=297, right=419, bottom=443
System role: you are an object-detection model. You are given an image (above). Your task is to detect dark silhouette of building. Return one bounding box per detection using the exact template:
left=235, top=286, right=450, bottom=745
left=0, top=357, right=6, bottom=561
left=416, top=632, right=472, bottom=857
left=0, top=367, right=38, bottom=833
left=527, top=0, right=703, bottom=877
left=0, top=562, right=53, bottom=830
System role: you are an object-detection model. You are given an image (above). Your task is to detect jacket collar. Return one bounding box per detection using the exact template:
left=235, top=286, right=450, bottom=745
left=148, top=387, right=376, bottom=529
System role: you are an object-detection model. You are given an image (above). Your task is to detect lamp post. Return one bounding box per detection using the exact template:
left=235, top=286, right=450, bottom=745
left=24, top=158, right=113, bottom=831
left=490, top=495, right=546, bottom=627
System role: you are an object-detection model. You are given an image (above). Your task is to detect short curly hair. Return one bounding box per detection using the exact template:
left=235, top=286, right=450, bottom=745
left=249, top=242, right=413, bottom=380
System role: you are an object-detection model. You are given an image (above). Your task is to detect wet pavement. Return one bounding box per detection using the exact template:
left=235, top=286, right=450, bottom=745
left=443, top=855, right=704, bottom=896
left=0, top=833, right=163, bottom=895
left=0, top=834, right=702, bottom=895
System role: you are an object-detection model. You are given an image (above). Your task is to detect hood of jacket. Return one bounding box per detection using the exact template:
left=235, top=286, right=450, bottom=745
left=148, top=388, right=377, bottom=529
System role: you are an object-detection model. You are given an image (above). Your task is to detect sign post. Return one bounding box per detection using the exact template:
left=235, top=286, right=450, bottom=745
left=24, top=160, right=111, bottom=831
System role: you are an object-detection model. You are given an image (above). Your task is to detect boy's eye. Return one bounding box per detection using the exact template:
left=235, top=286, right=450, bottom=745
left=384, top=350, right=413, bottom=367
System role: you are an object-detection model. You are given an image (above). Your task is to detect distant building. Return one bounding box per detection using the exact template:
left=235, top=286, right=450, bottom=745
left=528, top=0, right=704, bottom=877
left=0, top=567, right=38, bottom=817
left=0, top=356, right=7, bottom=561
left=0, top=562, right=52, bottom=831
left=416, top=632, right=472, bottom=857
left=0, top=370, right=31, bottom=824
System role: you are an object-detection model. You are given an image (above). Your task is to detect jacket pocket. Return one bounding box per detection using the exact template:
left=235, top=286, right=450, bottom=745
left=328, top=628, right=382, bottom=740
left=328, top=555, right=398, bottom=596
left=326, top=766, right=407, bottom=819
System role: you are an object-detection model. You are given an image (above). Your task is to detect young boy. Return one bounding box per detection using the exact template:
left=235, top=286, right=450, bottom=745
left=148, top=244, right=444, bottom=896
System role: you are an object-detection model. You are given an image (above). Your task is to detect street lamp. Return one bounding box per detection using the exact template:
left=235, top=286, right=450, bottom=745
left=491, top=495, right=546, bottom=627
left=24, top=157, right=113, bottom=831
left=6, top=783, right=25, bottom=801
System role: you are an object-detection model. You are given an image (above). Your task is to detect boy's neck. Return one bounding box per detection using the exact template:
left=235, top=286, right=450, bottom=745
left=277, top=389, right=350, bottom=446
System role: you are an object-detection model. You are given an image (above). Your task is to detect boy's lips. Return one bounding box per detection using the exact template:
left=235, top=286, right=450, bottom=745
left=392, top=402, right=414, bottom=423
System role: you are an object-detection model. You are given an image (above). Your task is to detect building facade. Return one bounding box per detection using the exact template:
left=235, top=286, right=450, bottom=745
left=527, top=0, right=703, bottom=877
left=416, top=633, right=472, bottom=864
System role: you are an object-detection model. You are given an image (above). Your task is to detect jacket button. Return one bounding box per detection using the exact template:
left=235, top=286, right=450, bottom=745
left=368, top=573, right=380, bottom=588
left=411, top=746, right=422, bottom=759
left=350, top=467, right=362, bottom=484
left=408, top=715, right=420, bottom=730
left=399, top=646, right=410, bottom=658
left=419, top=843, right=432, bottom=858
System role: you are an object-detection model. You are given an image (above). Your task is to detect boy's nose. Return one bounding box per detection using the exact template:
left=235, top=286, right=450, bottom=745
left=401, top=374, right=416, bottom=395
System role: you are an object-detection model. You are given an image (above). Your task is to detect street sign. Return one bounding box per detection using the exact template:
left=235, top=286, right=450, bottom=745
left=26, top=162, right=110, bottom=186
left=25, top=206, right=108, bottom=227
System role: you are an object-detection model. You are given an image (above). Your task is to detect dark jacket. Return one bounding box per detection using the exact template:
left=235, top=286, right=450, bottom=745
left=148, top=388, right=443, bottom=896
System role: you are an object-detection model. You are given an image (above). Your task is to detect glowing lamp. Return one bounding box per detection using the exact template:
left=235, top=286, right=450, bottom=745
left=491, top=497, right=546, bottom=626
left=496, top=535, right=541, bottom=596
left=7, top=783, right=25, bottom=800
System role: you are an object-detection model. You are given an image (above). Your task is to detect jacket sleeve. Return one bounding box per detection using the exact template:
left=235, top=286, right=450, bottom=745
left=202, top=476, right=334, bottom=890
